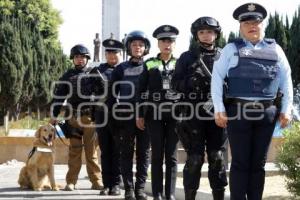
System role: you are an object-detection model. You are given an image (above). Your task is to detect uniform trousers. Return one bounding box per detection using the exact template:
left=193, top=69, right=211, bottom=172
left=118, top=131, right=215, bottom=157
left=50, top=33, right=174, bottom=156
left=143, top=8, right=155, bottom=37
left=226, top=104, right=278, bottom=200
left=147, top=112, right=178, bottom=197
left=95, top=111, right=121, bottom=189
left=118, top=118, right=150, bottom=191
left=66, top=115, right=101, bottom=185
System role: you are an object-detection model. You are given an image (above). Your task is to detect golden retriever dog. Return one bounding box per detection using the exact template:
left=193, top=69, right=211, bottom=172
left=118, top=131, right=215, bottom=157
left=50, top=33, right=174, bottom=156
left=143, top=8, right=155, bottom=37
left=18, top=124, right=60, bottom=191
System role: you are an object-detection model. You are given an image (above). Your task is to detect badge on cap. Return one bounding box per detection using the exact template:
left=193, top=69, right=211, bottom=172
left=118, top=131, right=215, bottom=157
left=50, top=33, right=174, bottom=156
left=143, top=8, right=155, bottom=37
left=163, top=26, right=171, bottom=32
left=247, top=3, right=256, bottom=11
left=102, top=38, right=124, bottom=52
left=152, top=24, right=179, bottom=40
left=233, top=2, right=267, bottom=21
left=109, top=40, right=115, bottom=46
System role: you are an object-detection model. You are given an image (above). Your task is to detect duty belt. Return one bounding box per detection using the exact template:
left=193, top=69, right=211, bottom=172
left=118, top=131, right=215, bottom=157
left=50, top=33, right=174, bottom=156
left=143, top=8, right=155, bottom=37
left=228, top=98, right=274, bottom=109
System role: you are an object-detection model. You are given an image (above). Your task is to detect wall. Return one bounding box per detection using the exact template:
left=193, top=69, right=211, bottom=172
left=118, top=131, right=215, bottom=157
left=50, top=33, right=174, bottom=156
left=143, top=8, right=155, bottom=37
left=0, top=136, right=284, bottom=164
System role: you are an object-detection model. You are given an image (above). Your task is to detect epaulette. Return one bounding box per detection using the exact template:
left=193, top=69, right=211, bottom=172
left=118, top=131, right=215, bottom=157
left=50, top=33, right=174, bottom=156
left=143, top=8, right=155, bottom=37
left=145, top=57, right=157, bottom=63
left=264, top=38, right=276, bottom=44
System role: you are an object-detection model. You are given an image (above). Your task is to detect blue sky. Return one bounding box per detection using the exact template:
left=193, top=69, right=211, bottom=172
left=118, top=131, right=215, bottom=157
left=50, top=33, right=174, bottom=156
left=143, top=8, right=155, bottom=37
left=51, top=0, right=300, bottom=59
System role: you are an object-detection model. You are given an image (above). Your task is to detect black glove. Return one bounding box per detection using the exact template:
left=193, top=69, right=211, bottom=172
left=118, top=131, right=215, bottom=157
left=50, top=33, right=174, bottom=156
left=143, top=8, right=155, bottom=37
left=187, top=73, right=209, bottom=91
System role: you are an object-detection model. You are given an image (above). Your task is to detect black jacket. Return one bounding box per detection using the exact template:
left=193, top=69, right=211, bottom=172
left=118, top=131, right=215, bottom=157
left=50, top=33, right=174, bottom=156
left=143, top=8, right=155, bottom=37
left=171, top=45, right=217, bottom=103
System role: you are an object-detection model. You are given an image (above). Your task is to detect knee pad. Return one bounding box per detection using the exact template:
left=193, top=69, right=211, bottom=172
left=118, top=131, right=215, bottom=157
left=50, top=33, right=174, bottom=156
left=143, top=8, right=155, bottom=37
left=185, top=154, right=204, bottom=174
left=208, top=150, right=224, bottom=170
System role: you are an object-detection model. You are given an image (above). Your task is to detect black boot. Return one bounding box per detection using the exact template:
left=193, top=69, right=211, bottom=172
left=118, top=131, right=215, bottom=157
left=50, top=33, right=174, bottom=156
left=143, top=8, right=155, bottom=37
left=153, top=193, right=163, bottom=200
left=99, top=187, right=109, bottom=195
left=185, top=190, right=197, bottom=200
left=166, top=194, right=176, bottom=200
left=125, top=189, right=136, bottom=200
left=135, top=189, right=147, bottom=200
left=109, top=185, right=121, bottom=195
left=212, top=189, right=225, bottom=200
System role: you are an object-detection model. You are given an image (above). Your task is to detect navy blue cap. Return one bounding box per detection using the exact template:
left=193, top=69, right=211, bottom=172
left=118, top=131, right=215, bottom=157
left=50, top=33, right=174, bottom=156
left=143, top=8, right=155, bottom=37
left=233, top=3, right=267, bottom=22
left=102, top=39, right=124, bottom=52
left=152, top=25, right=179, bottom=40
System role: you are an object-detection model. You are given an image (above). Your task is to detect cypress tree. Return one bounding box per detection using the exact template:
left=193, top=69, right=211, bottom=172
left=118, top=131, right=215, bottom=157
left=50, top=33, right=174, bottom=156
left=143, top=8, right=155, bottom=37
left=0, top=17, right=24, bottom=117
left=0, top=0, right=68, bottom=122
left=265, top=12, right=288, bottom=51
left=216, top=32, right=226, bottom=48
left=227, top=31, right=238, bottom=43
left=288, top=7, right=300, bottom=84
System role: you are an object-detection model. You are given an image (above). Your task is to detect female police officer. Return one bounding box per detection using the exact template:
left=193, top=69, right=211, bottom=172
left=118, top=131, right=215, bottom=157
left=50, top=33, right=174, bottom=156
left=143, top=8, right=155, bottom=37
left=49, top=44, right=102, bottom=191
left=136, top=25, right=179, bottom=200
left=172, top=17, right=228, bottom=200
left=106, top=31, right=151, bottom=200
left=94, top=38, right=124, bottom=196
left=211, top=3, right=293, bottom=200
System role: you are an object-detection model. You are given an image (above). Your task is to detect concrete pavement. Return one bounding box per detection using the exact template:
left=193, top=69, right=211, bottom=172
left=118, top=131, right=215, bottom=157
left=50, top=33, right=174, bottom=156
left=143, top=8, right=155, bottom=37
left=0, top=161, right=221, bottom=200
left=0, top=160, right=280, bottom=200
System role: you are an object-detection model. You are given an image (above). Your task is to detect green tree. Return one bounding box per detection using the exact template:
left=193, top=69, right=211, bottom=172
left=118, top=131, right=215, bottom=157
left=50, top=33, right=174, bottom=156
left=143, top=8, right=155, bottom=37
left=265, top=12, right=288, bottom=51
left=227, top=31, right=238, bottom=43
left=216, top=32, right=226, bottom=48
left=0, top=0, right=68, bottom=123
left=288, top=7, right=300, bottom=84
left=0, top=0, right=62, bottom=46
left=0, top=17, right=24, bottom=116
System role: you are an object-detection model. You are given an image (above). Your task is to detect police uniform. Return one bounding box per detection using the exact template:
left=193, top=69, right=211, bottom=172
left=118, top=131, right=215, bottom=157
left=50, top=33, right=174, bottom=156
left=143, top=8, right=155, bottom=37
left=51, top=45, right=102, bottom=190
left=172, top=17, right=228, bottom=200
left=138, top=25, right=179, bottom=200
left=211, top=3, right=293, bottom=200
left=94, top=38, right=123, bottom=195
left=106, top=31, right=151, bottom=200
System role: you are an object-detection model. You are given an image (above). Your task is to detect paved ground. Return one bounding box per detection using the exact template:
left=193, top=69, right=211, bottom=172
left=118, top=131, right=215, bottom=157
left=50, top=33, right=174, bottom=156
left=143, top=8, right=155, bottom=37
left=0, top=161, right=220, bottom=200
left=0, top=162, right=125, bottom=200
left=0, top=160, right=294, bottom=200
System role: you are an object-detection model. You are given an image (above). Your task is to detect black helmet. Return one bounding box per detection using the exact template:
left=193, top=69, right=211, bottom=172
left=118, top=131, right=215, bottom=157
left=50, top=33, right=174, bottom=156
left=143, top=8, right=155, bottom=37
left=124, top=30, right=151, bottom=56
left=70, top=44, right=91, bottom=59
left=191, top=17, right=221, bottom=39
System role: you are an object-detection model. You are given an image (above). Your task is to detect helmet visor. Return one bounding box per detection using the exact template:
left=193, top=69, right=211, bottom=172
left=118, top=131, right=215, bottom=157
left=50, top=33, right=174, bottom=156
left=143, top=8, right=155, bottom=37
left=200, top=17, right=219, bottom=27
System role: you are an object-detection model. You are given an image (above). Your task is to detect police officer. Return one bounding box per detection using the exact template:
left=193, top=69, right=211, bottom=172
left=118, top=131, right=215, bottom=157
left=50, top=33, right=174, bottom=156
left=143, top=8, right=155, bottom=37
left=172, top=17, right=228, bottom=200
left=49, top=44, right=103, bottom=191
left=211, top=3, right=293, bottom=200
left=107, top=31, right=151, bottom=200
left=136, top=25, right=179, bottom=200
left=94, top=38, right=124, bottom=196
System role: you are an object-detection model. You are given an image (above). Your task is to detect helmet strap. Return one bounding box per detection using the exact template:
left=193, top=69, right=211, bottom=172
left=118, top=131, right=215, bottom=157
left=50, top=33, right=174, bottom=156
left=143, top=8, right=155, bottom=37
left=198, top=41, right=215, bottom=49
left=73, top=59, right=88, bottom=70
left=130, top=56, right=143, bottom=62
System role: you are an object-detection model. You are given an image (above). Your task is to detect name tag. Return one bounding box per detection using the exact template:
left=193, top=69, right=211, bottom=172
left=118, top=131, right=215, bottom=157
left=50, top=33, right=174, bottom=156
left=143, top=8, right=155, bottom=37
left=163, top=78, right=170, bottom=90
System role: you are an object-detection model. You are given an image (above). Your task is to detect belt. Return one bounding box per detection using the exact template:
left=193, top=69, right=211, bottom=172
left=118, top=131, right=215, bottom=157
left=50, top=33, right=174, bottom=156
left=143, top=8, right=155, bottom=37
left=228, top=98, right=274, bottom=108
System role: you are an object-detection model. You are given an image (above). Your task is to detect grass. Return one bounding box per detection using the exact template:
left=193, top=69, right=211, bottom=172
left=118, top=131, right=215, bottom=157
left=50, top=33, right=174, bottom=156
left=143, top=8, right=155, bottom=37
left=0, top=116, right=49, bottom=136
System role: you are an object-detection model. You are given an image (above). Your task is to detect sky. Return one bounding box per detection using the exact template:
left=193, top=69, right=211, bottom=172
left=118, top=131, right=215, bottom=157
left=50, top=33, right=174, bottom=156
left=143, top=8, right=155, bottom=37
left=51, top=0, right=300, bottom=60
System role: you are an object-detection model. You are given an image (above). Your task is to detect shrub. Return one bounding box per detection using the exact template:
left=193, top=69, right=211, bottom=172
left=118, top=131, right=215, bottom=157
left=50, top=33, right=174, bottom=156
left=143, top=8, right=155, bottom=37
left=276, top=122, right=300, bottom=198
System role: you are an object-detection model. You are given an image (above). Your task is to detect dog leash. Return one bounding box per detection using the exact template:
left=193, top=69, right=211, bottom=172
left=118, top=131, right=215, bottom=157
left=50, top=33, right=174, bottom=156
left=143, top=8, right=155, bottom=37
left=53, top=124, right=70, bottom=147
left=53, top=123, right=86, bottom=148
left=53, top=122, right=98, bottom=149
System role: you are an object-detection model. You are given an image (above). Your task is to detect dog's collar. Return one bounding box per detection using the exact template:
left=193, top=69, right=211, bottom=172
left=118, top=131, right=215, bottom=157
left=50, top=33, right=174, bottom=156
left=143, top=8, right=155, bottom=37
left=36, top=147, right=53, bottom=153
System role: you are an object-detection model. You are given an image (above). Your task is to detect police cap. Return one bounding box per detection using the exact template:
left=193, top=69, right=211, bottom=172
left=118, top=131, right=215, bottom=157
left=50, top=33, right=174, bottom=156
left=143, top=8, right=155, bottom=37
left=152, top=25, right=179, bottom=41
left=102, top=39, right=124, bottom=52
left=233, top=3, right=267, bottom=22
